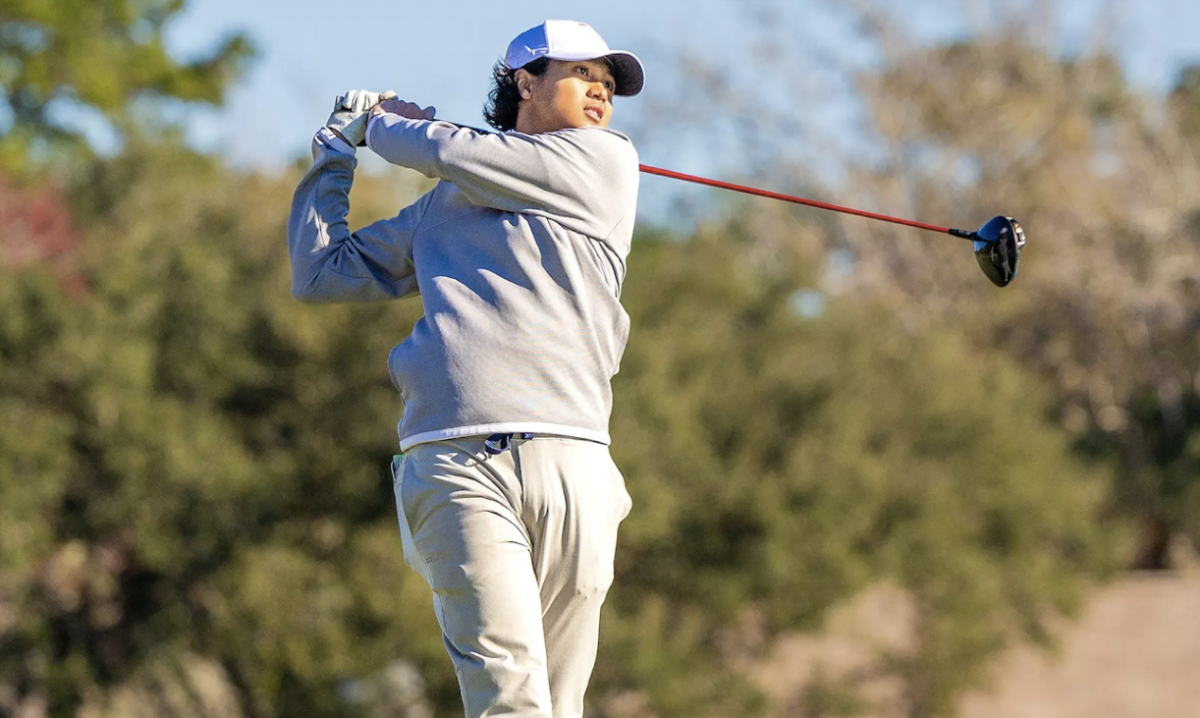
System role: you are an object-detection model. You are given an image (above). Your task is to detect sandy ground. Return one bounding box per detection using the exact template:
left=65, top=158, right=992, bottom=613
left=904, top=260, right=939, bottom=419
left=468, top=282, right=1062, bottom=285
left=958, top=572, right=1200, bottom=718
left=752, top=572, right=1200, bottom=718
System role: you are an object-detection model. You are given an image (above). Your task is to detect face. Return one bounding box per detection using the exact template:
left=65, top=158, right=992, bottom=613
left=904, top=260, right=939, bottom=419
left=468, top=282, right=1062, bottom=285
left=515, top=58, right=616, bottom=134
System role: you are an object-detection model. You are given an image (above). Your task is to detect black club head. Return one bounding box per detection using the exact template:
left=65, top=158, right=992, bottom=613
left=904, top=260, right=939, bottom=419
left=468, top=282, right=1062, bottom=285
left=972, top=216, right=1026, bottom=287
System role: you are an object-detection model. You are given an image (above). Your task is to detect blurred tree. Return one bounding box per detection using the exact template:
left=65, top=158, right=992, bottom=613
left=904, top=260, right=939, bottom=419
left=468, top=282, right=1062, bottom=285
left=1169, top=63, right=1200, bottom=144
left=0, top=3, right=1136, bottom=718
left=653, top=0, right=1199, bottom=571
left=844, top=12, right=1200, bottom=571
left=592, top=229, right=1114, bottom=718
left=1, top=143, right=1114, bottom=718
left=0, top=172, right=84, bottom=302
left=0, top=0, right=253, bottom=176
left=0, top=139, right=453, bottom=718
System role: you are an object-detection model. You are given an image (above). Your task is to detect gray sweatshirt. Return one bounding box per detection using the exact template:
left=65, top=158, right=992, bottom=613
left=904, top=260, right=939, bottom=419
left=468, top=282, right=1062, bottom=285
left=288, top=116, right=639, bottom=450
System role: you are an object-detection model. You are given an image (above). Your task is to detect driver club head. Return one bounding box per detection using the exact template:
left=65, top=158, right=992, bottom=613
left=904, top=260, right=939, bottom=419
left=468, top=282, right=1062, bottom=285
left=971, top=216, right=1026, bottom=287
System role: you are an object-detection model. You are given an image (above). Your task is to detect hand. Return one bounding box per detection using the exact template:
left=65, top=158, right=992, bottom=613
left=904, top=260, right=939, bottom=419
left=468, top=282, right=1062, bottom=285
left=325, top=89, right=398, bottom=147
left=370, top=98, right=436, bottom=122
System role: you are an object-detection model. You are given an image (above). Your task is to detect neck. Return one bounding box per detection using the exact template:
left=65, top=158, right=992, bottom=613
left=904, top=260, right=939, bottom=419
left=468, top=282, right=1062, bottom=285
left=515, top=107, right=546, bottom=135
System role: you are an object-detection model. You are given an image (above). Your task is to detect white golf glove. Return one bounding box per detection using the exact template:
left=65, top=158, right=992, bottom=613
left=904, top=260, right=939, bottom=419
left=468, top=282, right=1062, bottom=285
left=325, top=89, right=397, bottom=147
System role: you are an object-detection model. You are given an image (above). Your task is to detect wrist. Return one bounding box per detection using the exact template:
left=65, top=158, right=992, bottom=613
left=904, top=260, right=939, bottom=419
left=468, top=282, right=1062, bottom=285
left=329, top=127, right=352, bottom=145
left=317, top=127, right=357, bottom=155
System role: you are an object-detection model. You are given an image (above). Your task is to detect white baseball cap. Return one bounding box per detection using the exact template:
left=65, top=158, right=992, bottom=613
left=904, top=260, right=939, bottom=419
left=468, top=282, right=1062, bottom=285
left=504, top=20, right=645, bottom=97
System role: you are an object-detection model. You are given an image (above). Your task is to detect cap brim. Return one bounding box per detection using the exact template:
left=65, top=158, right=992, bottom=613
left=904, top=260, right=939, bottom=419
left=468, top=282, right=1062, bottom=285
left=605, top=51, right=644, bottom=97
left=543, top=49, right=645, bottom=96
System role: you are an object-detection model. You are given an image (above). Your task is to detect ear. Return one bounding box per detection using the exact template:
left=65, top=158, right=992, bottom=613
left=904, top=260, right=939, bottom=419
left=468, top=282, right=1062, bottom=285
left=515, top=69, right=535, bottom=101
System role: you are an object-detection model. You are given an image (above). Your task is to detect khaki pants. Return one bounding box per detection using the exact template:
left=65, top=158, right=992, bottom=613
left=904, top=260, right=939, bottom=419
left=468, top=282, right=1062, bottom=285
left=392, top=436, right=632, bottom=718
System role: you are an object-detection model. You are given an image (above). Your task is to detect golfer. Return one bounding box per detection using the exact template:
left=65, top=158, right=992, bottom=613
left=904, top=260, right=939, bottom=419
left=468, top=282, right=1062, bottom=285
left=287, top=20, right=644, bottom=718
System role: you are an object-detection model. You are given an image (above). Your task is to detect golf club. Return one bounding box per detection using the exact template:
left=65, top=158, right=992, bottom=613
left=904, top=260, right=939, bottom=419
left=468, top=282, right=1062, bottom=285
left=638, top=164, right=1026, bottom=288
left=363, top=109, right=1027, bottom=287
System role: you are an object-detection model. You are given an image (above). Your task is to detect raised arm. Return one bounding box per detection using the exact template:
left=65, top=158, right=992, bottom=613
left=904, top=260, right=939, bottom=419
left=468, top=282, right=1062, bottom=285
left=288, top=129, right=429, bottom=304
left=365, top=112, right=639, bottom=239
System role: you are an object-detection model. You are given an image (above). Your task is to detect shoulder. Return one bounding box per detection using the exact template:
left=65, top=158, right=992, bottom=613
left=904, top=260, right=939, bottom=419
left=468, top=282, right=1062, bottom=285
left=552, top=126, right=637, bottom=157
left=542, top=127, right=639, bottom=184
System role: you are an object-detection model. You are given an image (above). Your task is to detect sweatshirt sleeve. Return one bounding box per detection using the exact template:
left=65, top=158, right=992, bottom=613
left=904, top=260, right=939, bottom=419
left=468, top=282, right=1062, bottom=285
left=365, top=115, right=639, bottom=239
left=288, top=133, right=430, bottom=304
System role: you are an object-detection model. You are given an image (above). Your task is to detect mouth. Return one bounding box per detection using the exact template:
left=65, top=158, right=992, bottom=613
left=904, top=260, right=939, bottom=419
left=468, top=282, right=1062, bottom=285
left=583, top=105, right=605, bottom=123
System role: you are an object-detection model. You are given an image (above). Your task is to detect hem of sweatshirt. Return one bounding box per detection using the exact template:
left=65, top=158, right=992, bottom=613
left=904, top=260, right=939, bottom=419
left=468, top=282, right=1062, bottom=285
left=398, top=422, right=610, bottom=451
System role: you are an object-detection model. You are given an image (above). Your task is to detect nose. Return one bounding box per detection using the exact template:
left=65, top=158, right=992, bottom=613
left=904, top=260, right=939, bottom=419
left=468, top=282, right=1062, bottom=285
left=587, top=82, right=610, bottom=102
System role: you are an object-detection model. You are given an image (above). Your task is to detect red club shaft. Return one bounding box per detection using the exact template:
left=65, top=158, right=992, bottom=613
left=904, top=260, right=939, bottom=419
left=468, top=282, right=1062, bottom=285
left=638, top=164, right=954, bottom=235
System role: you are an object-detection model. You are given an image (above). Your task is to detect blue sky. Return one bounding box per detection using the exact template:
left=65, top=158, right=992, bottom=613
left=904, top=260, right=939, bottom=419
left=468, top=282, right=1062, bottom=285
left=163, top=0, right=1200, bottom=196
left=165, top=0, right=748, bottom=170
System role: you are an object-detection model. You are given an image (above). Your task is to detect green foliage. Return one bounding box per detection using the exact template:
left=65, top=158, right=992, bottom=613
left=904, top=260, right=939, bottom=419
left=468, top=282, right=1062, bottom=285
left=0, top=0, right=254, bottom=175
left=1, top=139, right=454, bottom=717
left=0, top=265, right=78, bottom=686
left=0, top=4, right=1128, bottom=716
left=596, top=230, right=1115, bottom=717
left=1, top=143, right=1116, bottom=718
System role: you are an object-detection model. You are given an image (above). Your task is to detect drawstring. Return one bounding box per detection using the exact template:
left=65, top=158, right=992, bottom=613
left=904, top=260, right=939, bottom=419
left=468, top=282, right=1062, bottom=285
left=484, top=433, right=534, bottom=455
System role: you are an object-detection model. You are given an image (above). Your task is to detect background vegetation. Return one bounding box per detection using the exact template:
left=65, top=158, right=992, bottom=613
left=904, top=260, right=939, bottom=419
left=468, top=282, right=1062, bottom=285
left=2, top=1, right=1197, bottom=717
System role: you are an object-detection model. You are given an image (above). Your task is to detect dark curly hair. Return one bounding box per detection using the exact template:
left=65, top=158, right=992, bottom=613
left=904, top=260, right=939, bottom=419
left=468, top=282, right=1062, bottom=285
left=483, top=57, right=551, bottom=131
